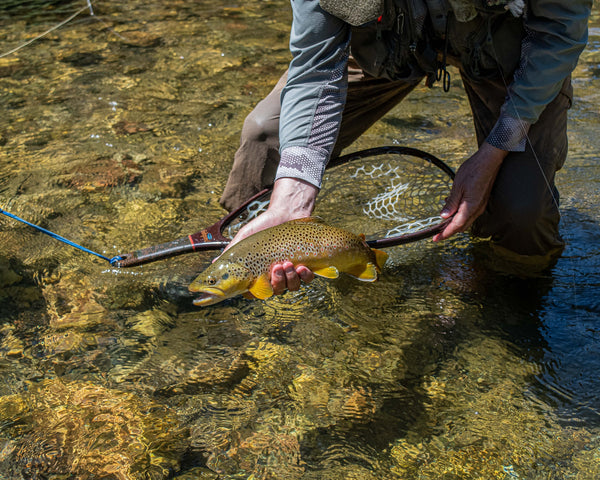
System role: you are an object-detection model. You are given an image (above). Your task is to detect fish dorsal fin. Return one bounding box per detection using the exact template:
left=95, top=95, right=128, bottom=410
left=248, top=274, right=274, bottom=300
left=372, top=248, right=389, bottom=271
left=288, top=216, right=325, bottom=225
left=346, top=262, right=378, bottom=282
left=313, top=266, right=340, bottom=279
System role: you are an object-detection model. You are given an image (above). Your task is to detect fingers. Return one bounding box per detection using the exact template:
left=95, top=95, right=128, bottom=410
left=271, top=264, right=287, bottom=296
left=433, top=205, right=470, bottom=241
left=270, top=262, right=313, bottom=295
left=225, top=213, right=274, bottom=251
left=433, top=145, right=506, bottom=243
left=440, top=189, right=461, bottom=220
left=296, top=265, right=314, bottom=284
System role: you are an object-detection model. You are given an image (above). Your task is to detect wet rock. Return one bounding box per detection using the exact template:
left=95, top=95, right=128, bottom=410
left=172, top=467, right=219, bottom=479
left=41, top=330, right=89, bottom=357
left=327, top=385, right=378, bottom=422
left=61, top=51, right=105, bottom=67
left=127, top=308, right=175, bottom=338
left=117, top=30, right=163, bottom=48
left=0, top=259, right=22, bottom=287
left=233, top=341, right=297, bottom=399
left=206, top=426, right=304, bottom=480
left=0, top=57, right=21, bottom=77
left=137, top=163, right=195, bottom=198
left=289, top=368, right=380, bottom=428
left=0, top=325, right=24, bottom=359
left=40, top=272, right=113, bottom=331
left=112, top=119, right=152, bottom=135
left=154, top=348, right=248, bottom=397
left=50, top=297, right=108, bottom=330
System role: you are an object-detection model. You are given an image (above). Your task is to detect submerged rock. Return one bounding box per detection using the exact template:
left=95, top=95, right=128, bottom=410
left=0, top=379, right=188, bottom=479
left=58, top=154, right=143, bottom=192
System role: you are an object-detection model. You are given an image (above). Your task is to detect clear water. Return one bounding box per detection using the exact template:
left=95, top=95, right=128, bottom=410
left=0, top=1, right=599, bottom=479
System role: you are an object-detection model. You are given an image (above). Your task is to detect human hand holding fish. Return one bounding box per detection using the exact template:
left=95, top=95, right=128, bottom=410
left=221, top=177, right=320, bottom=296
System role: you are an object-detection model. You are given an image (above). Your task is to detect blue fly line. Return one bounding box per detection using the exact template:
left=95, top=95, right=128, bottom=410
left=0, top=207, right=122, bottom=265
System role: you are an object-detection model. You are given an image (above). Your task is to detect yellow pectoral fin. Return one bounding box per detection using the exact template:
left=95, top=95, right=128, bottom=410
left=346, top=262, right=378, bottom=282
left=313, top=266, right=340, bottom=279
left=248, top=275, right=274, bottom=300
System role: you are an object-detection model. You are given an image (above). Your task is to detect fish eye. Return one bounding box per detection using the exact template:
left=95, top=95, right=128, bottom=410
left=206, top=276, right=217, bottom=286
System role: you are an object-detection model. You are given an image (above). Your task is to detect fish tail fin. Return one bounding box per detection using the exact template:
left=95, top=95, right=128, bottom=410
left=372, top=248, right=389, bottom=272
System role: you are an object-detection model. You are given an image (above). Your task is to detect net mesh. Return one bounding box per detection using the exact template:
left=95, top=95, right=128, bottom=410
left=317, top=150, right=452, bottom=241
left=223, top=149, right=453, bottom=243
left=351, top=163, right=410, bottom=221
left=225, top=198, right=270, bottom=239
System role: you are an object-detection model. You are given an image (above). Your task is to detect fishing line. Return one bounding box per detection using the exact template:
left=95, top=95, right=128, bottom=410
left=0, top=3, right=92, bottom=59
left=0, top=1, right=130, bottom=59
left=0, top=207, right=120, bottom=265
left=488, top=11, right=581, bottom=320
left=488, top=24, right=561, bottom=212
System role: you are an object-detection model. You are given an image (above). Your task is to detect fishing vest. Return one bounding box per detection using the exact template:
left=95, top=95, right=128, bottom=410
left=319, top=0, right=525, bottom=83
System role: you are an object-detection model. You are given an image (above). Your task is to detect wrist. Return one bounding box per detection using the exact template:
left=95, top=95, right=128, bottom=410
left=268, top=177, right=319, bottom=220
left=480, top=141, right=508, bottom=167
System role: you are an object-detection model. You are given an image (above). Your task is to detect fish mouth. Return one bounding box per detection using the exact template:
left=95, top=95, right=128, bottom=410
left=190, top=287, right=226, bottom=306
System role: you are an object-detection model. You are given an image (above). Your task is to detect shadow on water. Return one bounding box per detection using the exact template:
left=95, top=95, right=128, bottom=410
left=445, top=206, right=600, bottom=428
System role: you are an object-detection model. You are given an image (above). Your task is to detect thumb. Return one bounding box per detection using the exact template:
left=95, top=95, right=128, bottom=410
left=440, top=189, right=461, bottom=219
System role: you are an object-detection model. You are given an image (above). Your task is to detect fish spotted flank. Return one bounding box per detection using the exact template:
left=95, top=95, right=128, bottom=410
left=189, top=217, right=388, bottom=306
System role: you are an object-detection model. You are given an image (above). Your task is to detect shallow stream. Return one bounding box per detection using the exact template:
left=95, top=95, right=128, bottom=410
left=0, top=1, right=599, bottom=479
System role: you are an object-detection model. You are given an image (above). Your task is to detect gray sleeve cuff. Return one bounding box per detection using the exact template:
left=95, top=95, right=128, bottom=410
left=274, top=145, right=329, bottom=188
left=486, top=111, right=531, bottom=152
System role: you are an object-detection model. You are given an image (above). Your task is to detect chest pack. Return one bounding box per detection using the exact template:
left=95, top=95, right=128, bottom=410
left=346, top=0, right=447, bottom=84
left=320, top=0, right=524, bottom=85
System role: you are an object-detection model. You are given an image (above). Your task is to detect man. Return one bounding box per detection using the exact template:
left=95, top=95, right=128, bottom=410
left=219, top=0, right=591, bottom=293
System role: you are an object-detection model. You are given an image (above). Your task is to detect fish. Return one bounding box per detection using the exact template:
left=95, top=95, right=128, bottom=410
left=188, top=217, right=388, bottom=306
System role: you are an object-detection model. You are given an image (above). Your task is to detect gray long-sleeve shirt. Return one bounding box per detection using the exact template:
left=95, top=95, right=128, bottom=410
left=275, top=0, right=592, bottom=188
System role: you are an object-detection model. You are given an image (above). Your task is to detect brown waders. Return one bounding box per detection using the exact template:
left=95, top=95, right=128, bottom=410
left=219, top=61, right=571, bottom=258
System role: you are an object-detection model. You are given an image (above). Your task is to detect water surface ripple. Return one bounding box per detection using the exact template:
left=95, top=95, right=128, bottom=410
left=0, top=1, right=599, bottom=479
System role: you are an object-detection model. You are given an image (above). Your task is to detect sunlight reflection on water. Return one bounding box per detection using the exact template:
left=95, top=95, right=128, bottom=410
left=0, top=1, right=599, bottom=479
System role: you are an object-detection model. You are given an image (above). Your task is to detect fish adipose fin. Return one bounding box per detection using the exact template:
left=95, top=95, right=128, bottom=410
left=249, top=274, right=274, bottom=299
left=347, top=262, right=378, bottom=282
left=373, top=248, right=389, bottom=271
left=313, top=266, right=340, bottom=279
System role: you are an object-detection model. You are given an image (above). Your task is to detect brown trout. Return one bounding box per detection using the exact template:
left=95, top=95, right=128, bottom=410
left=189, top=217, right=388, bottom=306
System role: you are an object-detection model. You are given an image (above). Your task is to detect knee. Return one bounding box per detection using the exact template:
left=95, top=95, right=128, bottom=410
left=473, top=189, right=562, bottom=256
left=495, top=194, right=549, bottom=232
left=241, top=104, right=279, bottom=145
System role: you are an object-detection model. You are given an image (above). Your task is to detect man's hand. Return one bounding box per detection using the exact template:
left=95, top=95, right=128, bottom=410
left=226, top=177, right=318, bottom=294
left=433, top=142, right=508, bottom=242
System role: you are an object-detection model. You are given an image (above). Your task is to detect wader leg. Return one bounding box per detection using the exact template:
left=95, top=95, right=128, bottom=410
left=462, top=73, right=572, bottom=257
left=219, top=74, right=287, bottom=212
left=219, top=61, right=423, bottom=211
